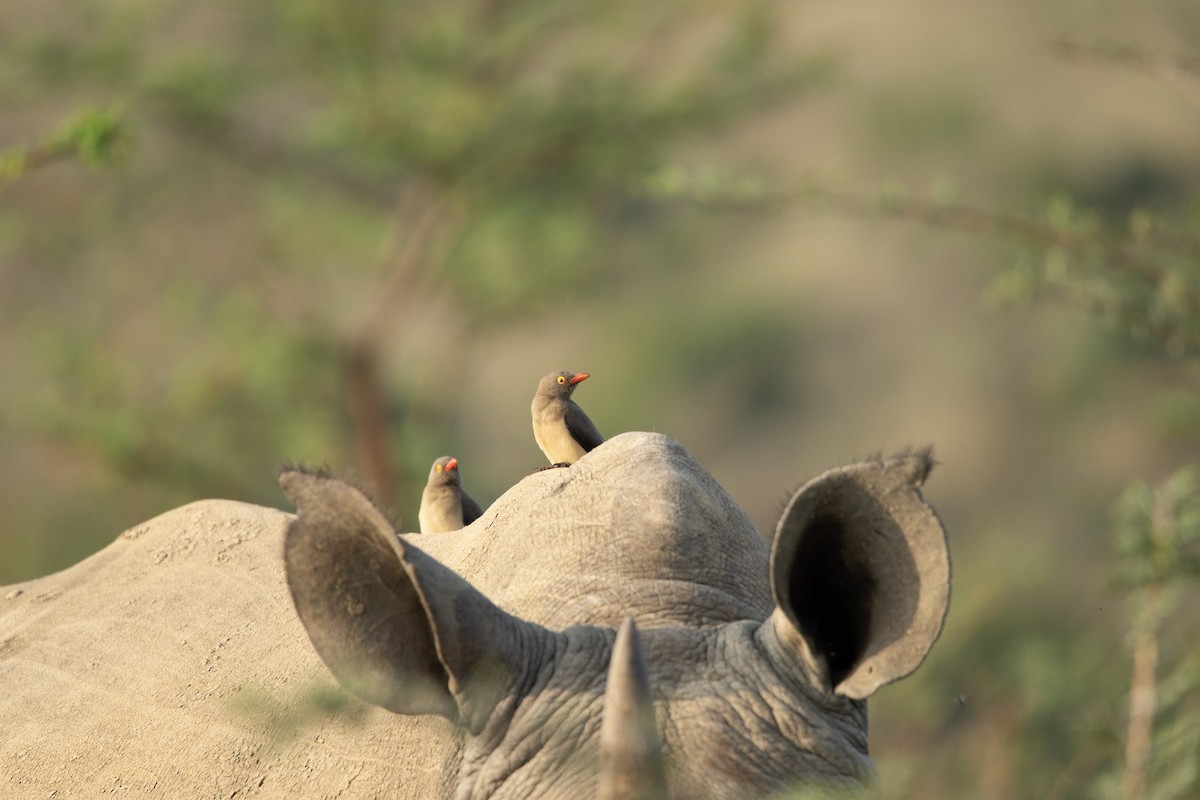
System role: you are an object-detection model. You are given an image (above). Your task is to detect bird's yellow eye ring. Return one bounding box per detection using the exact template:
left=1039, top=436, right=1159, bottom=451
left=435, top=464, right=443, bottom=472
left=557, top=375, right=567, bottom=385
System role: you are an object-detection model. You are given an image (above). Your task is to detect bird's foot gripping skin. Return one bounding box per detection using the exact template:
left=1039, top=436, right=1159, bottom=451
left=536, top=462, right=572, bottom=472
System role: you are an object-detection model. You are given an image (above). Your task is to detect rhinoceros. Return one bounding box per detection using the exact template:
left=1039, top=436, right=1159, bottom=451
left=0, top=432, right=950, bottom=798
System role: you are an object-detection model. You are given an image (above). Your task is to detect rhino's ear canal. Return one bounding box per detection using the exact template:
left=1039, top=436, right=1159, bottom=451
left=280, top=469, right=540, bottom=733
left=768, top=449, right=950, bottom=700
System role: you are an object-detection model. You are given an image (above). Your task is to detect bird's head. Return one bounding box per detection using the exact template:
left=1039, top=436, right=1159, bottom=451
left=539, top=370, right=590, bottom=400
left=427, top=455, right=463, bottom=487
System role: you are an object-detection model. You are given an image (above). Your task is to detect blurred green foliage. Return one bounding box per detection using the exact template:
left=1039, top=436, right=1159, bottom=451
left=986, top=195, right=1200, bottom=359
left=1111, top=466, right=1200, bottom=594
left=3, top=2, right=1200, bottom=799
left=1100, top=466, right=1200, bottom=800
left=0, top=106, right=126, bottom=185
left=635, top=35, right=1200, bottom=800
left=1, top=0, right=822, bottom=561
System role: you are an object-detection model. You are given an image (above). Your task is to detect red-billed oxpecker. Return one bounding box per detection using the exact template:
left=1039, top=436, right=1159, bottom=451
left=418, top=456, right=484, bottom=533
left=531, top=370, right=604, bottom=468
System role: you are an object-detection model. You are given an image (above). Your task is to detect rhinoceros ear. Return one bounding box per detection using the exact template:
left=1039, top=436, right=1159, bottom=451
left=766, top=450, right=950, bottom=700
left=280, top=468, right=544, bottom=734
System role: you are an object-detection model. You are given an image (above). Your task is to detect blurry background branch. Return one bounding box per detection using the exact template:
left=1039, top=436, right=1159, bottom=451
left=1052, top=39, right=1200, bottom=108
left=2, top=0, right=825, bottom=530
left=0, top=107, right=127, bottom=187
left=1110, top=468, right=1200, bottom=800
left=4, top=3, right=1200, bottom=798
left=345, top=188, right=449, bottom=510
left=641, top=171, right=1200, bottom=360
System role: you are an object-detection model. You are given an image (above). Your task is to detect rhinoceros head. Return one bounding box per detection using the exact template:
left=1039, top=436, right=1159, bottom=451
left=281, top=432, right=949, bottom=798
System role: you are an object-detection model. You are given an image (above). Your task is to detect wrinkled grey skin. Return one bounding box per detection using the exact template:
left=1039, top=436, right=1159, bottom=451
left=0, top=432, right=950, bottom=799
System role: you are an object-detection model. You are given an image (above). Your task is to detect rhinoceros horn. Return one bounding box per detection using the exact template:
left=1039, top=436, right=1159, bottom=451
left=599, top=617, right=668, bottom=800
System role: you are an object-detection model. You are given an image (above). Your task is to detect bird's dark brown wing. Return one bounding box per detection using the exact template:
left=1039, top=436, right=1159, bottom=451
left=564, top=401, right=604, bottom=452
left=461, top=491, right=485, bottom=525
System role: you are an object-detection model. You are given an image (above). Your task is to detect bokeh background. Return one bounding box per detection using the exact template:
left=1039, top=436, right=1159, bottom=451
left=2, top=2, right=1199, bottom=798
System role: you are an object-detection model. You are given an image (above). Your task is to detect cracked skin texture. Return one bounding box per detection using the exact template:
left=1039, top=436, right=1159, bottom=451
left=0, top=432, right=948, bottom=798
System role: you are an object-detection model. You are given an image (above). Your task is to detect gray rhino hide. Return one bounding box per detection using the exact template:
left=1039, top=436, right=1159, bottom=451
left=0, top=432, right=950, bottom=798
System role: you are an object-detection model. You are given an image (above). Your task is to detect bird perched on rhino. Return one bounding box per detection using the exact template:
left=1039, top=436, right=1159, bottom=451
left=531, top=370, right=604, bottom=467
left=418, top=456, right=484, bottom=533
